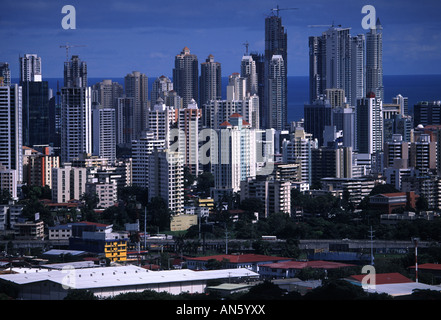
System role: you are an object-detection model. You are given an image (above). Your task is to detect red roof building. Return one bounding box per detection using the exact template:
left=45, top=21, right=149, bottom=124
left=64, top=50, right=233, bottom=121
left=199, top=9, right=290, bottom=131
left=187, top=254, right=292, bottom=272
left=348, top=272, right=413, bottom=285
left=369, top=191, right=418, bottom=214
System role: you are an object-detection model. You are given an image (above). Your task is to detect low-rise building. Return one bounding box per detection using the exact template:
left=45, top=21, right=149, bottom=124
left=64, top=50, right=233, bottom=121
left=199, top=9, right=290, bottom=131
left=259, top=260, right=356, bottom=279
left=369, top=191, right=418, bottom=214
left=0, top=265, right=259, bottom=300
left=187, top=254, right=293, bottom=272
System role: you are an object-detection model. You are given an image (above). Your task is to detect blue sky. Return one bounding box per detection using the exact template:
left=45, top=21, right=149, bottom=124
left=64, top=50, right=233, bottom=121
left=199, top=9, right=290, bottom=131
left=1, top=0, right=441, bottom=79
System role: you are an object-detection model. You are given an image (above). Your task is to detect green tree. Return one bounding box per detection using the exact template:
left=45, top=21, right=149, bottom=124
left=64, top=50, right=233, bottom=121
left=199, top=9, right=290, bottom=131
left=303, top=279, right=368, bottom=300
left=240, top=281, right=286, bottom=300
left=64, top=289, right=98, bottom=300
left=196, top=172, right=214, bottom=197
left=147, top=197, right=171, bottom=232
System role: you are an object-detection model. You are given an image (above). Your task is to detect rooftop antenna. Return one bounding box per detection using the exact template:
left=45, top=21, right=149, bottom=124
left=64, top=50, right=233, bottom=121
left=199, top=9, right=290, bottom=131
left=243, top=41, right=250, bottom=55
left=59, top=43, right=86, bottom=61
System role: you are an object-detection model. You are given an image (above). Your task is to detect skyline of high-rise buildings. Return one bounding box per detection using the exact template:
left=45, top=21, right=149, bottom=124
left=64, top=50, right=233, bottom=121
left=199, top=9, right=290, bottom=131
left=0, top=9, right=440, bottom=221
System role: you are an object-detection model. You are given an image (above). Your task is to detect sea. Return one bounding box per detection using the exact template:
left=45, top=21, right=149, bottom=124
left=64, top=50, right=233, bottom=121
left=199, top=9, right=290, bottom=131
left=36, top=74, right=441, bottom=123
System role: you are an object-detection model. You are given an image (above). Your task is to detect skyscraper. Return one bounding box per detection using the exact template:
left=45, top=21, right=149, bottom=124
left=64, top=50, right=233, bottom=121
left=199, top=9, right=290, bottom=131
left=151, top=75, right=173, bottom=105
left=264, top=13, right=287, bottom=130
left=240, top=55, right=258, bottom=96
left=177, top=99, right=202, bottom=176
left=116, top=97, right=135, bottom=148
left=124, top=71, right=148, bottom=139
left=0, top=84, right=23, bottom=184
left=0, top=62, right=11, bottom=86
left=148, top=148, right=184, bottom=215
left=92, top=104, right=116, bottom=162
left=19, top=53, right=52, bottom=147
left=213, top=114, right=257, bottom=201
left=200, top=54, right=221, bottom=108
left=61, top=55, right=92, bottom=163
left=309, top=26, right=366, bottom=106
left=266, top=55, right=287, bottom=130
left=91, top=79, right=123, bottom=109
left=356, top=92, right=383, bottom=155
left=304, top=95, right=332, bottom=147
left=21, top=81, right=51, bottom=147
left=63, top=55, right=87, bottom=88
left=19, top=54, right=42, bottom=83
left=366, top=18, right=384, bottom=102
left=173, top=47, right=198, bottom=108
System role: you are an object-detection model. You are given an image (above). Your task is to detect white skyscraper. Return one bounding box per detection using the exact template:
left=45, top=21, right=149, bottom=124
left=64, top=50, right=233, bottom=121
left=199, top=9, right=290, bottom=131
left=0, top=84, right=23, bottom=186
left=19, top=54, right=42, bottom=83
left=148, top=148, right=184, bottom=215
left=309, top=26, right=366, bottom=106
left=282, top=128, right=315, bottom=186
left=240, top=55, right=258, bottom=96
left=92, top=104, right=116, bottom=162
left=266, top=55, right=286, bottom=130
left=177, top=99, right=202, bottom=176
left=212, top=114, right=257, bottom=201
left=147, top=98, right=177, bottom=146
left=61, top=55, right=92, bottom=163
left=151, top=75, right=173, bottom=105
left=131, top=131, right=165, bottom=189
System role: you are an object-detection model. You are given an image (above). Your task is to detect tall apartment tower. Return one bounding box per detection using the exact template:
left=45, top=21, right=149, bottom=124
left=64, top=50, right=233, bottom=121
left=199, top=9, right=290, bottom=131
left=19, top=54, right=42, bottom=83
left=0, top=84, right=23, bottom=184
left=392, top=94, right=409, bottom=116
left=147, top=98, right=178, bottom=146
left=356, top=92, right=383, bottom=155
left=20, top=54, right=52, bottom=147
left=264, top=14, right=287, bottom=130
left=91, top=79, right=123, bottom=109
left=61, top=55, right=92, bottom=163
left=177, top=99, right=202, bottom=176
left=240, top=55, right=258, bottom=96
left=213, top=114, right=257, bottom=201
left=366, top=18, right=384, bottom=102
left=151, top=75, right=173, bottom=105
left=200, top=54, right=222, bottom=108
left=266, top=55, right=287, bottom=131
left=304, top=96, right=332, bottom=147
left=124, top=71, right=148, bottom=139
left=116, top=97, right=135, bottom=148
left=148, top=148, right=184, bottom=215
left=131, top=131, right=165, bottom=188
left=64, top=55, right=87, bottom=88
left=309, top=26, right=365, bottom=106
left=250, top=52, right=265, bottom=128
left=173, top=47, right=198, bottom=108
left=92, top=104, right=116, bottom=162
left=0, top=62, right=11, bottom=86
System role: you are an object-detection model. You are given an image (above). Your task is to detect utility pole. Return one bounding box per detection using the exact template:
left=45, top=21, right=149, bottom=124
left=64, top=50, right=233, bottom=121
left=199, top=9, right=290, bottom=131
left=369, top=226, right=375, bottom=265
left=144, top=206, right=147, bottom=250
left=412, top=237, right=419, bottom=283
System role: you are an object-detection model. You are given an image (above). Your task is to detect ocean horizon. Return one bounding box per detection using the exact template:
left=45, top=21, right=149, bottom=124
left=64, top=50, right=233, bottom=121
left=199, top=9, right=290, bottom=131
left=14, top=74, right=441, bottom=123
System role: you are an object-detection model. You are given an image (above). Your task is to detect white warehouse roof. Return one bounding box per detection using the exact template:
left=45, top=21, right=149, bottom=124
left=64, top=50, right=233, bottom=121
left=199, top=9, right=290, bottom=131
left=0, top=265, right=258, bottom=290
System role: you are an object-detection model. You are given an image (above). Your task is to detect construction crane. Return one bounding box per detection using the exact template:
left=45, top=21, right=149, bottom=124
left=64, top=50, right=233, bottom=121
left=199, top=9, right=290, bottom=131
left=60, top=43, right=86, bottom=61
left=270, top=5, right=298, bottom=17
left=307, top=23, right=341, bottom=28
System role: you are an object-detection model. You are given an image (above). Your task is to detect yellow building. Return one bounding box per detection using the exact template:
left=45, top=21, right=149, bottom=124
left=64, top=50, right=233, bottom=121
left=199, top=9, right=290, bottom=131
left=104, top=239, right=128, bottom=262
left=198, top=198, right=214, bottom=211
left=170, top=214, right=198, bottom=231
